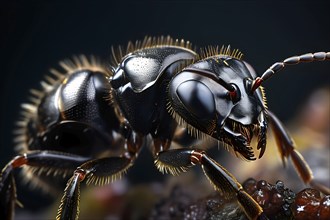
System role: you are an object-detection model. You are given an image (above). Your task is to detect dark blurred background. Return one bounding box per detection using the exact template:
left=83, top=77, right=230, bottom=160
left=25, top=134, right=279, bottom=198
left=0, top=0, right=329, bottom=218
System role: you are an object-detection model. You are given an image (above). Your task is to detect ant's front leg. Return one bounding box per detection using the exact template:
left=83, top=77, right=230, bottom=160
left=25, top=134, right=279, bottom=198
left=267, top=110, right=330, bottom=195
left=155, top=148, right=268, bottom=220
left=56, top=131, right=144, bottom=220
left=0, top=151, right=90, bottom=220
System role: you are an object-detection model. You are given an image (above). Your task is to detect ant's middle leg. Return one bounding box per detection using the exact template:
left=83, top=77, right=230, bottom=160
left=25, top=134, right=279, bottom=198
left=56, top=131, right=144, bottom=220
left=56, top=155, right=135, bottom=220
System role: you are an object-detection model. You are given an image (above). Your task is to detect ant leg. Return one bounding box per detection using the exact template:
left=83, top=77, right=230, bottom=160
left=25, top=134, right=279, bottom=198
left=0, top=151, right=90, bottom=220
left=57, top=131, right=144, bottom=220
left=1, top=160, right=17, bottom=220
left=56, top=156, right=134, bottom=220
left=267, top=110, right=330, bottom=195
left=155, top=148, right=268, bottom=220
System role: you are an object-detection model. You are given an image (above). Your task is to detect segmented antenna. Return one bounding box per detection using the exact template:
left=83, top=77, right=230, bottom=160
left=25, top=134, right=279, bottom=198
left=251, top=52, right=330, bottom=92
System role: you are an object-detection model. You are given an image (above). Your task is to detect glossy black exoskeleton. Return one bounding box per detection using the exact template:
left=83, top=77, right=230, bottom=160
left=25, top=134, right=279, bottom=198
left=168, top=51, right=268, bottom=160
left=30, top=67, right=120, bottom=156
left=110, top=42, right=196, bottom=143
left=0, top=36, right=329, bottom=220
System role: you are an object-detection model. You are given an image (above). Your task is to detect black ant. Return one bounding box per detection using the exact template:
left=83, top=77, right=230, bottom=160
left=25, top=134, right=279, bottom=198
left=1, top=36, right=329, bottom=220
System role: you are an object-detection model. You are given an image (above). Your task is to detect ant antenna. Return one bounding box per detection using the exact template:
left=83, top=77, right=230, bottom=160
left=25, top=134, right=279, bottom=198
left=251, top=52, right=330, bottom=92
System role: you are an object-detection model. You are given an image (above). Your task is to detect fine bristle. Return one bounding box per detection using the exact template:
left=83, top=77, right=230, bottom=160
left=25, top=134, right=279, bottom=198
left=154, top=158, right=190, bottom=176
left=58, top=55, right=112, bottom=78
left=20, top=167, right=61, bottom=196
left=85, top=164, right=132, bottom=186
left=166, top=101, right=211, bottom=141
left=23, top=166, right=73, bottom=178
left=199, top=45, right=243, bottom=60
left=259, top=86, right=268, bottom=109
left=110, top=35, right=193, bottom=66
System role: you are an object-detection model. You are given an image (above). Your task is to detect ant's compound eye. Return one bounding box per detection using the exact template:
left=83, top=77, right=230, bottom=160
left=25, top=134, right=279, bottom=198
left=176, top=80, right=215, bottom=120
